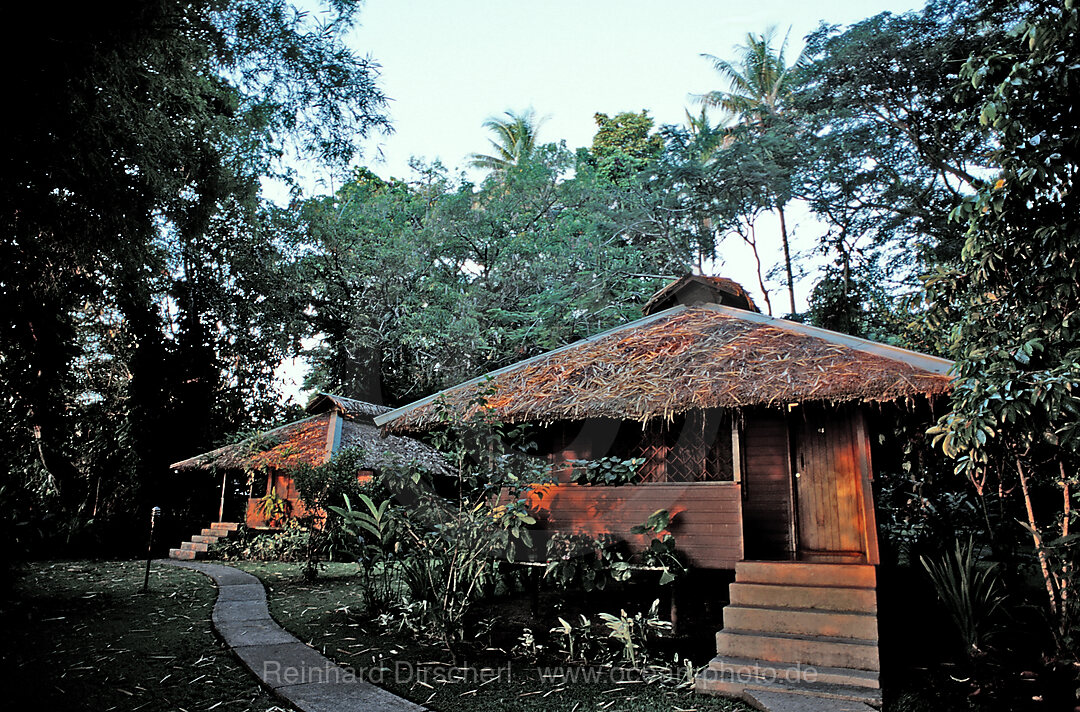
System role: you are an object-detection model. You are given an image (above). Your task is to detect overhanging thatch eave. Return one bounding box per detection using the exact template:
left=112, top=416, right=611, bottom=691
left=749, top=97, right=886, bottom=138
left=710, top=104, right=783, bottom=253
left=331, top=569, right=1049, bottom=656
left=373, top=306, right=687, bottom=428
left=380, top=306, right=954, bottom=434
left=171, top=409, right=450, bottom=476
left=169, top=414, right=331, bottom=472
left=170, top=442, right=248, bottom=471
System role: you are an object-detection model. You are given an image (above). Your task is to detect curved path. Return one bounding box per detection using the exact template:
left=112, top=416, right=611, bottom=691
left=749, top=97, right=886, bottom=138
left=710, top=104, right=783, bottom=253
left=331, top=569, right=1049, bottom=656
left=166, top=560, right=424, bottom=712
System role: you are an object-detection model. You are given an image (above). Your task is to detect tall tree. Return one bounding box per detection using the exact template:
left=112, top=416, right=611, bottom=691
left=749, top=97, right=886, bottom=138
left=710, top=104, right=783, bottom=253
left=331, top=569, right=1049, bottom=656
left=0, top=0, right=388, bottom=531
left=589, top=110, right=664, bottom=186
left=796, top=1, right=996, bottom=342
left=659, top=115, right=782, bottom=309
left=926, top=0, right=1080, bottom=655
left=301, top=147, right=694, bottom=404
left=697, top=28, right=804, bottom=314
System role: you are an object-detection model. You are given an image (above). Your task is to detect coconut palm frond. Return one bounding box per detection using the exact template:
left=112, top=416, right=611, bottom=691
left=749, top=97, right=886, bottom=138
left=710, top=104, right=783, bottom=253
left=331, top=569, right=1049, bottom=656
left=468, top=109, right=547, bottom=174
left=698, top=26, right=805, bottom=123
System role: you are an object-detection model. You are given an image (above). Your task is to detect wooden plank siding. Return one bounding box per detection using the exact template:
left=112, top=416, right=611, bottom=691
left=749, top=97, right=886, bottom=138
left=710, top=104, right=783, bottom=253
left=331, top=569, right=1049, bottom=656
left=740, top=411, right=795, bottom=560
left=527, top=482, right=743, bottom=569
left=246, top=469, right=311, bottom=529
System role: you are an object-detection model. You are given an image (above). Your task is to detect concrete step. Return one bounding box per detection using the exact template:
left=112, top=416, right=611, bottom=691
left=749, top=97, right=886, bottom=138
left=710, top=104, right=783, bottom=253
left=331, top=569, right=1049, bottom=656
left=696, top=668, right=883, bottom=707
left=191, top=534, right=221, bottom=544
left=213, top=522, right=240, bottom=531
left=181, top=541, right=210, bottom=553
left=202, top=527, right=233, bottom=537
left=729, top=582, right=877, bottom=613
left=735, top=561, right=875, bottom=589
left=706, top=655, right=879, bottom=689
left=169, top=548, right=196, bottom=560
left=723, top=605, right=878, bottom=641
left=716, top=629, right=880, bottom=672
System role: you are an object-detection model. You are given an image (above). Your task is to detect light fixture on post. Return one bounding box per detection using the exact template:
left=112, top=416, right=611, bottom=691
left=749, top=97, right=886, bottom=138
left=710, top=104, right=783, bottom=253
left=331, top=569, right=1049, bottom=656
left=141, top=506, right=162, bottom=593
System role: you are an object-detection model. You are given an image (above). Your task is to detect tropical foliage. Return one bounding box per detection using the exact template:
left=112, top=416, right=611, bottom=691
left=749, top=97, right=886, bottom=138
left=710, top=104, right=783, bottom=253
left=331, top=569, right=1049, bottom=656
left=3, top=0, right=1080, bottom=694
left=1, top=0, right=387, bottom=548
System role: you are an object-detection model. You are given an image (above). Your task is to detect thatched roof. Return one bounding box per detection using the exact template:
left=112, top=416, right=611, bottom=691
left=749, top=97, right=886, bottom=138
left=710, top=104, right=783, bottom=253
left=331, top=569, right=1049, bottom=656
left=170, top=414, right=333, bottom=472
left=306, top=392, right=391, bottom=421
left=170, top=396, right=448, bottom=474
left=643, top=274, right=758, bottom=314
left=376, top=304, right=953, bottom=432
left=339, top=419, right=450, bottom=474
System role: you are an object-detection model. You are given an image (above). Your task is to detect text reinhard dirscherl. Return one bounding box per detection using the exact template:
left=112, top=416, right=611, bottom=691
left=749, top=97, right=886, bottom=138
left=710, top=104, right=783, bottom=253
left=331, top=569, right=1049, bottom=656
left=261, top=660, right=819, bottom=687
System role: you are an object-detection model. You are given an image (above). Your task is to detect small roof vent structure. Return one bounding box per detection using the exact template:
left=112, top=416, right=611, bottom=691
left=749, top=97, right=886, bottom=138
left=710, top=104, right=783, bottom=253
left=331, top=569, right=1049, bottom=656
left=643, top=274, right=759, bottom=315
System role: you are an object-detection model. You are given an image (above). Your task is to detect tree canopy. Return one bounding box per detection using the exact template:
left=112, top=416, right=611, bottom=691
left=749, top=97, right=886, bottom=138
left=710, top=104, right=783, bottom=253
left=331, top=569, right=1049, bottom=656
left=1, top=0, right=388, bottom=535
left=3, top=0, right=1079, bottom=674
left=468, top=109, right=548, bottom=174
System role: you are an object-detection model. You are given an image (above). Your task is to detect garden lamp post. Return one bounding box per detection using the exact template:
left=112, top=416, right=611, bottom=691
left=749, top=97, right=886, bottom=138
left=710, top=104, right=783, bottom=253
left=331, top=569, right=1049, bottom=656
left=142, top=506, right=162, bottom=592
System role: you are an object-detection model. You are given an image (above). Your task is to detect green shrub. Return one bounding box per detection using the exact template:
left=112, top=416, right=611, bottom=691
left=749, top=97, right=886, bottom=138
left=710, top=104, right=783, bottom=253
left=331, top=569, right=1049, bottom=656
left=544, top=531, right=625, bottom=591
left=292, top=448, right=372, bottom=580
left=566, top=456, right=644, bottom=486
left=543, top=511, right=687, bottom=590
left=546, top=600, right=672, bottom=668
left=329, top=492, right=401, bottom=613
left=920, top=538, right=1006, bottom=656
left=209, top=522, right=310, bottom=562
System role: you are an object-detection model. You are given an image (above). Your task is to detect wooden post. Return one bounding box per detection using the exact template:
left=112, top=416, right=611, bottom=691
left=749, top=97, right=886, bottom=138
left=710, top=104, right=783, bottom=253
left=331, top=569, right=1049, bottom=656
left=785, top=406, right=800, bottom=560
left=141, top=507, right=160, bottom=593
left=218, top=469, right=227, bottom=523
left=667, top=579, right=679, bottom=634
left=529, top=565, right=540, bottom=617
left=731, top=417, right=742, bottom=485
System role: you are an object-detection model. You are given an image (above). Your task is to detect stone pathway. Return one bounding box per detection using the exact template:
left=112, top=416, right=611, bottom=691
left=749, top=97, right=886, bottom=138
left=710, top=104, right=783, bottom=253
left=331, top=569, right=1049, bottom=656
left=166, top=560, right=424, bottom=712
left=744, top=689, right=878, bottom=712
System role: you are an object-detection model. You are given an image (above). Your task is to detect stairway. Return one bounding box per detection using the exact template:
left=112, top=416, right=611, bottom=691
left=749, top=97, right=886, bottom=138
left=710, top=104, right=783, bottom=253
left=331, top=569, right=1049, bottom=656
left=168, top=521, right=240, bottom=561
left=695, top=561, right=882, bottom=708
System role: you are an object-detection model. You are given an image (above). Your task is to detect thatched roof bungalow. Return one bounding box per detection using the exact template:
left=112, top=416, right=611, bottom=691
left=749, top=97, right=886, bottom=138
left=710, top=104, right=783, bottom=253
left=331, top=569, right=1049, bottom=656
left=375, top=275, right=953, bottom=705
left=171, top=392, right=447, bottom=528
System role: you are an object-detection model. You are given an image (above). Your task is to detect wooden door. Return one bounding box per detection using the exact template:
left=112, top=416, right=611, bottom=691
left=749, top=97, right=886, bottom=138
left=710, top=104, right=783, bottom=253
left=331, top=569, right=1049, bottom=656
left=792, top=408, right=867, bottom=562
left=740, top=410, right=795, bottom=560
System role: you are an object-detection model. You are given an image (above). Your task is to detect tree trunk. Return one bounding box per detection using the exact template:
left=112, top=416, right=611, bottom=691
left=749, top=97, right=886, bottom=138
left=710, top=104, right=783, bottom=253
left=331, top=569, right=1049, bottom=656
left=1059, top=461, right=1071, bottom=615
left=777, top=203, right=796, bottom=316
left=742, top=219, right=773, bottom=316
left=1016, top=460, right=1063, bottom=635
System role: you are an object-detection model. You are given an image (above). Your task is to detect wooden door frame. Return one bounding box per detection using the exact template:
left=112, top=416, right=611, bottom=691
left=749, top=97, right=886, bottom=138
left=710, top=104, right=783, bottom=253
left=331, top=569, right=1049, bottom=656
left=854, top=409, right=881, bottom=565
left=784, top=407, right=799, bottom=559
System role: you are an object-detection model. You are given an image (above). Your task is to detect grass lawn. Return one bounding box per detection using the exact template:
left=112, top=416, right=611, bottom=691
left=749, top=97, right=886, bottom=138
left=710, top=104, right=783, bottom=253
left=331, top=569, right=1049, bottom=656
left=0, top=560, right=292, bottom=712
left=231, top=561, right=751, bottom=712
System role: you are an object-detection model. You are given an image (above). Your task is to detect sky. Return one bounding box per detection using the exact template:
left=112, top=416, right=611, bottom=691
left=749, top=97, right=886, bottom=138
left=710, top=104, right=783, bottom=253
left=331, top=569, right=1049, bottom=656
left=343, top=0, right=923, bottom=183
left=278, top=0, right=926, bottom=400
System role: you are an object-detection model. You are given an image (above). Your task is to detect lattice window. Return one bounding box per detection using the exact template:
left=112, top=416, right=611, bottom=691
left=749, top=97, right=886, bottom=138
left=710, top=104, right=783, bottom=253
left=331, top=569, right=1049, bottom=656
left=630, top=410, right=734, bottom=483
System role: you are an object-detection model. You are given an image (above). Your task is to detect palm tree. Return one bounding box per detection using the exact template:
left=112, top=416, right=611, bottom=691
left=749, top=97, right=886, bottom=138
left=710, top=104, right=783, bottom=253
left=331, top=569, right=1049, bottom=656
left=698, top=27, right=802, bottom=122
left=697, top=28, right=804, bottom=315
left=468, top=109, right=547, bottom=174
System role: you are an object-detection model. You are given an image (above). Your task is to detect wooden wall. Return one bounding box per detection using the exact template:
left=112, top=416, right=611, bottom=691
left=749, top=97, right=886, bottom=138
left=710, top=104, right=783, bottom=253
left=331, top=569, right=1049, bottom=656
left=245, top=469, right=309, bottom=529
left=527, top=482, right=743, bottom=569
